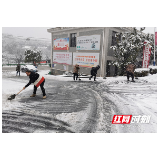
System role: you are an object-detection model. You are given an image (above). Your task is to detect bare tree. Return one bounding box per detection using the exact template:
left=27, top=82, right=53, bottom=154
left=4, top=41, right=25, bottom=63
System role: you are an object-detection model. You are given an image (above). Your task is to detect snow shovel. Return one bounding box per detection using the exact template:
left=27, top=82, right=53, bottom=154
left=8, top=88, right=24, bottom=100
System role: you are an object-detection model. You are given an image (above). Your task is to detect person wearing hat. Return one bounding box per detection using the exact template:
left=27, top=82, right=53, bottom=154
left=89, top=65, right=100, bottom=81
left=23, top=69, right=46, bottom=99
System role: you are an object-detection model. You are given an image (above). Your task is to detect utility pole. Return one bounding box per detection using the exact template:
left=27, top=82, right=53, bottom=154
left=51, top=33, right=53, bottom=71
left=153, top=27, right=156, bottom=66
left=100, top=28, right=105, bottom=77
left=101, top=27, right=109, bottom=79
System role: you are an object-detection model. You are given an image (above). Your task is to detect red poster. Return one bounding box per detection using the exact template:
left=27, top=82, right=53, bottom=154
left=53, top=38, right=69, bottom=50
left=40, top=61, right=46, bottom=63
left=142, top=41, right=151, bottom=68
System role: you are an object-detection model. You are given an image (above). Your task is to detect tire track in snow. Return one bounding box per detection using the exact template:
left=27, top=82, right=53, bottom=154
left=102, top=79, right=157, bottom=133
left=2, top=80, right=104, bottom=133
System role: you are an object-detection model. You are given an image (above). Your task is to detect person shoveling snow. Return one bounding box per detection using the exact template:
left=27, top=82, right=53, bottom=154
left=23, top=69, right=46, bottom=99
left=126, top=63, right=135, bottom=82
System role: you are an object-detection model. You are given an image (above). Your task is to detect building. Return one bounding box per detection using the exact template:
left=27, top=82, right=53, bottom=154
left=47, top=27, right=132, bottom=77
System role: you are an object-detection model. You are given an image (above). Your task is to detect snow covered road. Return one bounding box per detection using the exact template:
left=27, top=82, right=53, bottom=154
left=2, top=68, right=157, bottom=133
left=98, top=76, right=157, bottom=133
left=2, top=74, right=105, bottom=133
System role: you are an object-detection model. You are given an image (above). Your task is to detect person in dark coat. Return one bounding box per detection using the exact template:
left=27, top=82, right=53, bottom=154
left=16, top=64, right=20, bottom=76
left=33, top=62, right=37, bottom=68
left=89, top=65, right=100, bottom=81
left=23, top=69, right=46, bottom=99
left=126, top=63, right=136, bottom=82
left=73, top=64, right=80, bottom=80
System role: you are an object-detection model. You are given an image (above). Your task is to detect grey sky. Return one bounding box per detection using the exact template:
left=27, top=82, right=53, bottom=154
left=2, top=27, right=52, bottom=40
left=136, top=27, right=155, bottom=34
left=2, top=27, right=156, bottom=40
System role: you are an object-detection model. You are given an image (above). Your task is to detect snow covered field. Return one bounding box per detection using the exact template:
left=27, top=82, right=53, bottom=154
left=2, top=68, right=157, bottom=133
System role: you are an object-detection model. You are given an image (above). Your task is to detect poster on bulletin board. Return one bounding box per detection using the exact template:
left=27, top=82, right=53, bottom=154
left=76, top=35, right=100, bottom=50
left=73, top=52, right=99, bottom=68
left=53, top=38, right=69, bottom=50
left=53, top=52, right=72, bottom=65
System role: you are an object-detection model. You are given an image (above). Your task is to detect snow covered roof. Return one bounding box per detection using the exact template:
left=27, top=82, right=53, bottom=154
left=47, top=27, right=133, bottom=33
left=22, top=46, right=31, bottom=49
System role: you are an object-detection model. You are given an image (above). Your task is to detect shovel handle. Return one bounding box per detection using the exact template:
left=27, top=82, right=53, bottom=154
left=17, top=88, right=24, bottom=95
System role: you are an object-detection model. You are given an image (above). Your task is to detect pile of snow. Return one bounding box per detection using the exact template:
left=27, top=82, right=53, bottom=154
left=149, top=65, right=157, bottom=69
left=135, top=66, right=157, bottom=72
left=21, top=65, right=38, bottom=72
left=135, top=68, right=150, bottom=72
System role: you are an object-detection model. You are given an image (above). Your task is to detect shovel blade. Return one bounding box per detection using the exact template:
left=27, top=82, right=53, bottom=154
left=8, top=94, right=16, bottom=100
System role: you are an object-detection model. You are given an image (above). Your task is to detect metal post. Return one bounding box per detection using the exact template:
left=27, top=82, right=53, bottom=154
left=103, top=28, right=106, bottom=79
left=102, top=27, right=108, bottom=79
left=153, top=27, right=156, bottom=66
left=51, top=33, right=53, bottom=71
left=100, top=29, right=105, bottom=77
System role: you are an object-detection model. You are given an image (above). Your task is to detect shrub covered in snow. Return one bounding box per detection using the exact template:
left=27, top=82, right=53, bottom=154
left=110, top=27, right=155, bottom=76
left=134, top=66, right=157, bottom=77
left=135, top=68, right=149, bottom=77
left=149, top=66, right=157, bottom=74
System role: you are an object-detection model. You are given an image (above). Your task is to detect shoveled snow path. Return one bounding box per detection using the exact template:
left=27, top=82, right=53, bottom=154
left=2, top=76, right=106, bottom=133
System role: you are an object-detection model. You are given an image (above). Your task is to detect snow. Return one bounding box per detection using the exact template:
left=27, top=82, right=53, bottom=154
left=149, top=65, right=157, bottom=69
left=99, top=74, right=157, bottom=133
left=21, top=65, right=38, bottom=71
left=135, top=68, right=150, bottom=72
left=2, top=78, right=33, bottom=110
left=2, top=69, right=74, bottom=111
left=135, top=65, right=157, bottom=72
left=2, top=65, right=16, bottom=67
left=2, top=69, right=157, bottom=133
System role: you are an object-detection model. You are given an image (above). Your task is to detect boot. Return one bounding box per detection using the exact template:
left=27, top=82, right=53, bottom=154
left=30, top=94, right=36, bottom=97
left=43, top=95, right=46, bottom=99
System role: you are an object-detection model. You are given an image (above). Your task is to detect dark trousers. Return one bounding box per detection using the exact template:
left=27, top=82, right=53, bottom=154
left=16, top=71, right=20, bottom=76
left=73, top=73, right=78, bottom=80
left=127, top=71, right=134, bottom=80
left=33, top=80, right=46, bottom=96
left=90, top=75, right=96, bottom=81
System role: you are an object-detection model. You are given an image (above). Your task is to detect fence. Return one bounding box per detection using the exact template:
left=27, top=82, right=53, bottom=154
left=2, top=63, right=51, bottom=67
